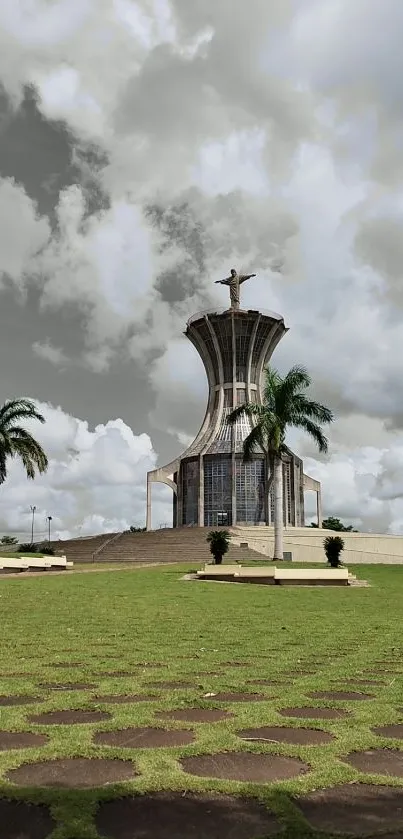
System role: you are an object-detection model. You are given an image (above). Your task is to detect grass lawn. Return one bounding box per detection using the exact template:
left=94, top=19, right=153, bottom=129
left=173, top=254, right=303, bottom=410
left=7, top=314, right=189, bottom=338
left=0, top=563, right=402, bottom=838
left=0, top=552, right=46, bottom=558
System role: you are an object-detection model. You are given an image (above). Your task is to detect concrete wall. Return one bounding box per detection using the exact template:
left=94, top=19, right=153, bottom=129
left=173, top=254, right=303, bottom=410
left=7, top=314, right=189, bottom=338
left=231, top=526, right=403, bottom=564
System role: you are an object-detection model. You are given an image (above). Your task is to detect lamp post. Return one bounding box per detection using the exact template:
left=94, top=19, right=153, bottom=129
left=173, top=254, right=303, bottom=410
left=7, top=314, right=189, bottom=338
left=30, top=505, right=36, bottom=545
left=47, top=516, right=52, bottom=546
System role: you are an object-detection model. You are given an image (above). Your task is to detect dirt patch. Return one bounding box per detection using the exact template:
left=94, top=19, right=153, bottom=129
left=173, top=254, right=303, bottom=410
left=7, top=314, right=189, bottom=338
left=0, top=800, right=55, bottom=839
left=0, top=695, right=41, bottom=706
left=247, top=679, right=290, bottom=686
left=147, top=681, right=195, bottom=689
left=335, top=678, right=387, bottom=686
left=373, top=724, right=403, bottom=739
left=345, top=749, right=403, bottom=777
left=94, top=694, right=158, bottom=704
left=136, top=662, right=165, bottom=668
left=94, top=727, right=196, bottom=749
left=180, top=751, right=308, bottom=782
left=0, top=731, right=49, bottom=750
left=294, top=782, right=403, bottom=834
left=157, top=709, right=234, bottom=723
left=308, top=690, right=373, bottom=700
left=220, top=662, right=251, bottom=668
left=95, top=791, right=280, bottom=839
left=29, top=709, right=111, bottom=725
left=7, top=757, right=137, bottom=788
left=279, top=707, right=350, bottom=720
left=237, top=726, right=335, bottom=745
left=51, top=662, right=82, bottom=668
left=206, top=692, right=268, bottom=702
left=93, top=671, right=137, bottom=678
left=39, top=682, right=95, bottom=691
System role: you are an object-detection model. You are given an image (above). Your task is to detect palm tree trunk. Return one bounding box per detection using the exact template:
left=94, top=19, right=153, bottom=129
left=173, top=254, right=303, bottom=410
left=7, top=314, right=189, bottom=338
left=264, top=452, right=274, bottom=527
left=273, top=456, right=284, bottom=561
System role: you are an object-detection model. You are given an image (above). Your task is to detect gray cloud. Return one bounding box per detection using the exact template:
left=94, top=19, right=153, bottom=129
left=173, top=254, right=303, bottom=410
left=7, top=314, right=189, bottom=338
left=1, top=1, right=403, bottom=534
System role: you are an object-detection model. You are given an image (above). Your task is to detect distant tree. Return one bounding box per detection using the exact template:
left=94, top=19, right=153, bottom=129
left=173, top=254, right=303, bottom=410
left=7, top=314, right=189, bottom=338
left=129, top=526, right=146, bottom=533
left=207, top=530, right=230, bottom=565
left=0, top=399, right=48, bottom=484
left=324, top=535, right=345, bottom=567
left=0, top=535, right=18, bottom=547
left=311, top=517, right=357, bottom=532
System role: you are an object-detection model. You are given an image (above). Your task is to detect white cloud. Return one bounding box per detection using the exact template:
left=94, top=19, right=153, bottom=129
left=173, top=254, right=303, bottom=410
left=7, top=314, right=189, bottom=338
left=32, top=340, right=70, bottom=368
left=0, top=400, right=172, bottom=539
left=2, top=0, right=403, bottom=535
left=0, top=178, right=50, bottom=289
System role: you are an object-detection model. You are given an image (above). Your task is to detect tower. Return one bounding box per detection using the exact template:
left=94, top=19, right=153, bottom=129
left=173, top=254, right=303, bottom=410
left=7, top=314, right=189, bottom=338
left=146, top=304, right=308, bottom=529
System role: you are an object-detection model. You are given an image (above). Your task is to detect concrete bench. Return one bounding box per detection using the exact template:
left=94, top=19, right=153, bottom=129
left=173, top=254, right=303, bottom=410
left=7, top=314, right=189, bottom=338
left=0, top=555, right=73, bottom=574
left=200, top=565, right=240, bottom=575
left=0, top=561, right=29, bottom=573
left=274, top=567, right=349, bottom=586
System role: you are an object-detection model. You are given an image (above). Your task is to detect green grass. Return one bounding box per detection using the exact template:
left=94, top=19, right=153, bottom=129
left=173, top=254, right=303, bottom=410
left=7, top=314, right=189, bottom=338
left=0, top=551, right=46, bottom=558
left=0, top=563, right=402, bottom=837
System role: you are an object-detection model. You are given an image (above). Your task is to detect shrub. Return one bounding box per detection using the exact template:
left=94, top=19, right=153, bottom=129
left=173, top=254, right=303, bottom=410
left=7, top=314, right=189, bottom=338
left=18, top=543, right=38, bottom=554
left=41, top=546, right=55, bottom=556
left=0, top=535, right=18, bottom=547
left=324, top=535, right=345, bottom=568
left=206, top=530, right=230, bottom=565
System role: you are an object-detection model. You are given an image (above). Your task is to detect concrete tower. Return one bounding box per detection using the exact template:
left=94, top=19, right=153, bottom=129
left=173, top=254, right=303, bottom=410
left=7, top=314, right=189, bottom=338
left=146, top=303, right=320, bottom=530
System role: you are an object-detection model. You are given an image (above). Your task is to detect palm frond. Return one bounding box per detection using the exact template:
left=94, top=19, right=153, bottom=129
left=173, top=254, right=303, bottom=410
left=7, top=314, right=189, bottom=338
left=242, top=423, right=265, bottom=461
left=0, top=399, right=45, bottom=429
left=291, top=417, right=329, bottom=453
left=289, top=394, right=334, bottom=425
left=9, top=436, right=48, bottom=478
left=227, top=403, right=263, bottom=426
left=262, top=366, right=282, bottom=409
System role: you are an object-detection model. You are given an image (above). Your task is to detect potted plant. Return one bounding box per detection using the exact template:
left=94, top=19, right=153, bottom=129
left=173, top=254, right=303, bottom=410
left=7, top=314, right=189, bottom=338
left=206, top=530, right=230, bottom=565
left=324, top=535, right=345, bottom=568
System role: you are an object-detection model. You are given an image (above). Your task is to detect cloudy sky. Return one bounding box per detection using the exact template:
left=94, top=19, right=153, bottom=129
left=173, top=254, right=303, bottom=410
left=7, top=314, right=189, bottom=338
left=1, top=0, right=403, bottom=539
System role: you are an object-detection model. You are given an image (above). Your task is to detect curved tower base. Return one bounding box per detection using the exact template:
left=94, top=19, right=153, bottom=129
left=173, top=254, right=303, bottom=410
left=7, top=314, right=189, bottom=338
left=146, top=306, right=320, bottom=530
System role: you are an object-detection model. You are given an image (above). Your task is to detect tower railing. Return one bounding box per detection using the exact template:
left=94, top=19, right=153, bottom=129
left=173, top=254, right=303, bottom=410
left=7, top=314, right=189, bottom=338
left=186, top=307, right=284, bottom=328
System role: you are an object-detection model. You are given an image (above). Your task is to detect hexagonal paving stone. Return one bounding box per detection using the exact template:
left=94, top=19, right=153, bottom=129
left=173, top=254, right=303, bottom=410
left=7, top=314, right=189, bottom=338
left=29, top=709, right=111, bottom=725
left=308, top=690, right=373, bottom=700
left=237, top=726, right=335, bottom=745
left=0, top=800, right=55, bottom=839
left=279, top=707, right=349, bottom=720
left=96, top=792, right=281, bottom=839
left=94, top=727, right=196, bottom=748
left=7, top=757, right=137, bottom=788
left=180, top=751, right=308, bottom=782
left=372, top=724, right=403, bottom=740
left=0, top=731, right=48, bottom=751
left=345, top=749, right=403, bottom=777
left=294, top=783, right=403, bottom=834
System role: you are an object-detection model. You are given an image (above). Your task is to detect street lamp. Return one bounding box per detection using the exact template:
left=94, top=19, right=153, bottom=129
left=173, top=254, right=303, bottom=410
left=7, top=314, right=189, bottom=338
left=30, top=505, right=36, bottom=545
left=47, top=516, right=52, bottom=546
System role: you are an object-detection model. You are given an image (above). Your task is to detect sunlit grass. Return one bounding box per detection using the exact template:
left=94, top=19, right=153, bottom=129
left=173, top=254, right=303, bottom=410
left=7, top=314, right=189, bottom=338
left=0, top=563, right=401, bottom=837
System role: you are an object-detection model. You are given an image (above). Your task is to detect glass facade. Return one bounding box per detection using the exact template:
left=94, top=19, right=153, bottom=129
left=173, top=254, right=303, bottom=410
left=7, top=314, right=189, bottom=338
left=235, top=457, right=265, bottom=524
left=181, top=459, right=199, bottom=525
left=204, top=455, right=232, bottom=527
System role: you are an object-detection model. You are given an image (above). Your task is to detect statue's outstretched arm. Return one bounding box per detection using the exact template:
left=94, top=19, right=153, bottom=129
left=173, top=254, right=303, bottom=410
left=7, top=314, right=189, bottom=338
left=239, top=273, right=256, bottom=284
left=215, top=277, right=230, bottom=285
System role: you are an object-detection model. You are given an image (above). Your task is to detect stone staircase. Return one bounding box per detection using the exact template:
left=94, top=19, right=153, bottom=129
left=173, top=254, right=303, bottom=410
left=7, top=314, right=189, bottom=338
left=50, top=533, right=119, bottom=564
left=348, top=573, right=370, bottom=587
left=50, top=528, right=262, bottom=566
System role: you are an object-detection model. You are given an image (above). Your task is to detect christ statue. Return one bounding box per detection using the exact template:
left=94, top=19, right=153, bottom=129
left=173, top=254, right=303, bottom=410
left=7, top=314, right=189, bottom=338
left=215, top=268, right=257, bottom=310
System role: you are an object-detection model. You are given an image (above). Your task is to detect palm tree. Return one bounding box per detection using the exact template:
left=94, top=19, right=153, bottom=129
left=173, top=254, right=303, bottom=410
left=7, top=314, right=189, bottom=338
left=227, top=365, right=333, bottom=560
left=0, top=399, right=48, bottom=485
